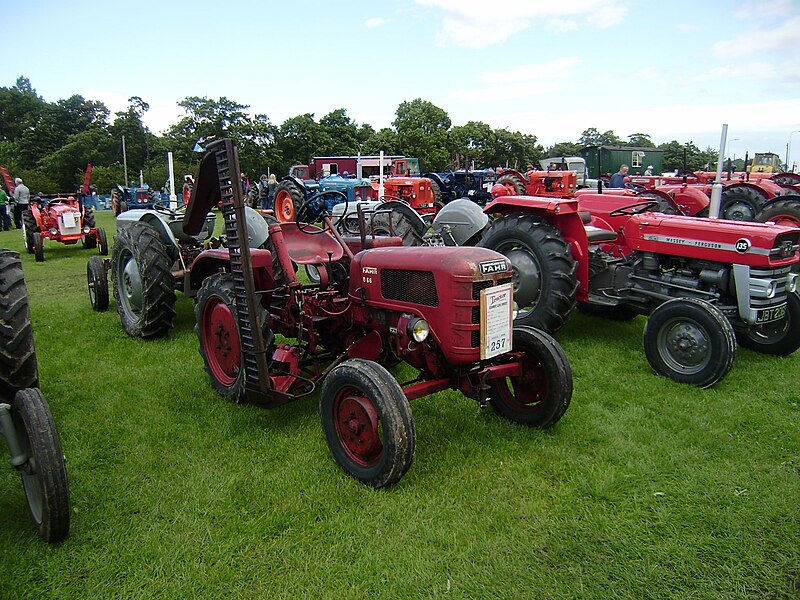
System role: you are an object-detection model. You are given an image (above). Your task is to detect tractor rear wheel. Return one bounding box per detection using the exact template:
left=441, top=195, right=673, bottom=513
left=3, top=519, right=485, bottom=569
left=429, top=179, right=443, bottom=206
left=643, top=297, right=736, bottom=388
left=736, top=291, right=800, bottom=356
left=111, top=222, right=176, bottom=338
left=478, top=214, right=577, bottom=334
left=21, top=210, right=38, bottom=254
left=488, top=326, right=572, bottom=427
left=195, top=273, right=273, bottom=403
left=720, top=186, right=765, bottom=221
left=320, top=359, right=415, bottom=488
left=81, top=210, right=97, bottom=248
left=96, top=227, right=109, bottom=256
left=755, top=196, right=800, bottom=228
left=87, top=256, right=109, bottom=312
left=274, top=181, right=302, bottom=223
left=0, top=250, right=38, bottom=395
left=11, top=388, right=71, bottom=542
left=371, top=205, right=426, bottom=246
left=496, top=174, right=526, bottom=196
left=33, top=232, right=44, bottom=263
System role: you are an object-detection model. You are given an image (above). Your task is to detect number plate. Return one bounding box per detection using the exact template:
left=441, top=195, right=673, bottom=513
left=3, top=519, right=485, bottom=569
left=480, top=283, right=513, bottom=360
left=62, top=212, right=76, bottom=227
left=756, top=303, right=786, bottom=324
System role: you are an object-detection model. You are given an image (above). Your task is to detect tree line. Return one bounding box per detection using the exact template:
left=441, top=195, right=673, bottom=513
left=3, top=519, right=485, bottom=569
left=0, top=76, right=718, bottom=195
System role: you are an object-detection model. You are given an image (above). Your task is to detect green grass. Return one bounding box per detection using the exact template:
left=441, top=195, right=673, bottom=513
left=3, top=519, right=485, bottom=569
left=0, top=209, right=798, bottom=599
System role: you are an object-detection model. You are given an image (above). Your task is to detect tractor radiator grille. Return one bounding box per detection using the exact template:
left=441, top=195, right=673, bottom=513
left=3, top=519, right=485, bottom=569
left=749, top=266, right=792, bottom=309
left=471, top=276, right=513, bottom=347
left=381, top=269, right=439, bottom=306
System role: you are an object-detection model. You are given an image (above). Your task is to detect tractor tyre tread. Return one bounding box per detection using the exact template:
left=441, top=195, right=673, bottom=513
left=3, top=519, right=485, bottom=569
left=0, top=250, right=39, bottom=395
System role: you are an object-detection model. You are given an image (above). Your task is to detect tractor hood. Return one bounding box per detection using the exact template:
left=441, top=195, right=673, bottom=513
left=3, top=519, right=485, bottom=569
left=623, top=214, right=800, bottom=267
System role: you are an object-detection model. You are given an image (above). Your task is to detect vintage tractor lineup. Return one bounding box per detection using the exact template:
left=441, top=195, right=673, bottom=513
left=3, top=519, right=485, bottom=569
left=1, top=134, right=798, bottom=510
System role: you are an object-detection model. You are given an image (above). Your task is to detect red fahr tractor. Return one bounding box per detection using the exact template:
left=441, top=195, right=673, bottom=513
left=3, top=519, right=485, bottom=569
left=471, top=193, right=800, bottom=388
left=182, top=140, right=573, bottom=488
left=22, top=195, right=108, bottom=262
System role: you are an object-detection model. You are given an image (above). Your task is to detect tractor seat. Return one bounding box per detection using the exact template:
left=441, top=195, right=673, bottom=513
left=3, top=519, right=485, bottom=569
left=277, top=222, right=345, bottom=265
left=579, top=210, right=617, bottom=242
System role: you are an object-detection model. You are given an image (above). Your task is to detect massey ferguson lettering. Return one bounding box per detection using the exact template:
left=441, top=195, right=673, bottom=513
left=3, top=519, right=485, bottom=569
left=643, top=234, right=723, bottom=250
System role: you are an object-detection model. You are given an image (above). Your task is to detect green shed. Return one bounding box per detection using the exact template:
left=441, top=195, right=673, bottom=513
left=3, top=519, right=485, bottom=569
left=581, top=145, right=664, bottom=178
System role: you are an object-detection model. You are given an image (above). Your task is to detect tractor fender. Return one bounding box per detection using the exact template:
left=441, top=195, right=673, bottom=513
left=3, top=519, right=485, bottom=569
left=497, top=168, right=527, bottom=181
left=664, top=186, right=709, bottom=216
left=187, top=248, right=275, bottom=295
left=758, top=194, right=800, bottom=212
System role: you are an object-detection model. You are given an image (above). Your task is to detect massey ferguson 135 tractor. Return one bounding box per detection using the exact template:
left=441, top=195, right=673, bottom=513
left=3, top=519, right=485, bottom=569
left=463, top=194, right=800, bottom=388
left=22, top=195, right=108, bottom=262
left=0, top=250, right=70, bottom=542
left=180, top=139, right=572, bottom=488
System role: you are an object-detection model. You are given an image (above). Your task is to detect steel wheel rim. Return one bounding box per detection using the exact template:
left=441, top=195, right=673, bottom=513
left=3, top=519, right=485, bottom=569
left=117, top=251, right=143, bottom=317
left=656, top=317, right=711, bottom=374
left=722, top=200, right=756, bottom=221
left=498, top=242, right=542, bottom=319
left=494, top=352, right=547, bottom=412
left=275, top=191, right=294, bottom=221
left=333, top=388, right=382, bottom=467
left=202, top=297, right=240, bottom=387
left=16, top=424, right=43, bottom=524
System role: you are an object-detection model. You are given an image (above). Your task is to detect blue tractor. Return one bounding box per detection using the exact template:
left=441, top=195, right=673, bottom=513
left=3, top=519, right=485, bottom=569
left=423, top=169, right=497, bottom=206
left=273, top=173, right=377, bottom=222
left=111, top=183, right=160, bottom=215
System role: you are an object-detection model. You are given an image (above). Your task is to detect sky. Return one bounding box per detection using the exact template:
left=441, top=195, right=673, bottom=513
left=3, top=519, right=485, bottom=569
left=4, top=0, right=800, bottom=166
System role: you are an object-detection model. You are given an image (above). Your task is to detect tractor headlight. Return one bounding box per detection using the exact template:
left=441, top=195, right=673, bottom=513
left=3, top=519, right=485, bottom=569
left=407, top=318, right=430, bottom=343
left=50, top=227, right=58, bottom=235
left=766, top=279, right=777, bottom=298
left=83, top=226, right=91, bottom=233
left=788, top=273, right=799, bottom=294
left=512, top=301, right=519, bottom=320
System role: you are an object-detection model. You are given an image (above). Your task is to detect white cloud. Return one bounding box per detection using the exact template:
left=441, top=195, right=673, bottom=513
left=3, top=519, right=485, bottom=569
left=733, top=0, right=794, bottom=19
left=713, top=14, right=800, bottom=58
left=481, top=58, right=583, bottom=83
left=414, top=0, right=627, bottom=48
left=364, top=17, right=387, bottom=28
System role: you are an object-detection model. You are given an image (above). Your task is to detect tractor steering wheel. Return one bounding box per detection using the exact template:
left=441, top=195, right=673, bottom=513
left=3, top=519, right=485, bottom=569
left=296, top=190, right=348, bottom=235
left=152, top=200, right=186, bottom=220
left=608, top=200, right=662, bottom=217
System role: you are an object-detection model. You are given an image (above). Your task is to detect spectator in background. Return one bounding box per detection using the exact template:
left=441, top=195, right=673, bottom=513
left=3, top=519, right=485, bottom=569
left=0, top=187, right=10, bottom=231
left=644, top=165, right=654, bottom=176
left=13, top=177, right=30, bottom=229
left=258, top=174, right=269, bottom=210
left=267, top=174, right=277, bottom=211
left=609, top=164, right=629, bottom=188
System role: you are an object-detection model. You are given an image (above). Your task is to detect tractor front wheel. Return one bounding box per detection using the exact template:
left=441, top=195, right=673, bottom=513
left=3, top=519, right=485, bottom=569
left=87, top=256, right=109, bottom=312
left=274, top=182, right=302, bottom=222
left=111, top=222, right=176, bottom=338
left=488, top=326, right=572, bottom=427
left=478, top=214, right=577, bottom=334
left=82, top=211, right=97, bottom=249
left=736, top=291, right=800, bottom=356
left=11, top=388, right=71, bottom=542
left=643, top=298, right=736, bottom=388
left=33, top=232, right=44, bottom=262
left=320, top=359, right=415, bottom=488
left=96, top=227, right=109, bottom=256
left=0, top=250, right=39, bottom=395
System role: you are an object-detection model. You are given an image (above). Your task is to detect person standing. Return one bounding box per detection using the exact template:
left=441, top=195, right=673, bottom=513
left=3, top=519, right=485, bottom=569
left=258, top=174, right=269, bottom=210
left=644, top=165, right=654, bottom=176
left=13, top=177, right=30, bottom=229
left=267, top=173, right=278, bottom=211
left=0, top=187, right=10, bottom=231
left=609, top=164, right=629, bottom=188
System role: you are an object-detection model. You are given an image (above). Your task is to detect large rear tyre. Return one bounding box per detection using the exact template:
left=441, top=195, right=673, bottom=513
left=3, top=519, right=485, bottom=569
left=736, top=292, right=800, bottom=356
left=320, top=359, right=415, bottom=488
left=720, top=186, right=765, bottom=221
left=0, top=250, right=38, bottom=395
left=370, top=202, right=426, bottom=246
left=87, top=256, right=109, bottom=312
left=111, top=222, right=176, bottom=338
left=496, top=173, right=526, bottom=196
left=33, top=232, right=44, bottom=262
left=488, top=326, right=572, bottom=427
left=755, top=196, right=800, bottom=228
left=21, top=210, right=38, bottom=254
left=274, top=181, right=303, bottom=223
left=195, top=273, right=274, bottom=403
left=478, top=214, right=577, bottom=333
left=11, top=388, right=71, bottom=542
left=643, top=298, right=736, bottom=388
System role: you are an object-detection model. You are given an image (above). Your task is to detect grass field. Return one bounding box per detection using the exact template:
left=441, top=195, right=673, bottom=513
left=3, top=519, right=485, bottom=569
left=0, top=209, right=798, bottom=599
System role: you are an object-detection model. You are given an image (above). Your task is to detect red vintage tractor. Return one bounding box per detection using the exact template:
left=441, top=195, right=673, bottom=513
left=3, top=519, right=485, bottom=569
left=494, top=167, right=578, bottom=199
left=181, top=140, right=573, bottom=488
left=22, top=195, right=108, bottom=262
left=470, top=193, right=800, bottom=388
